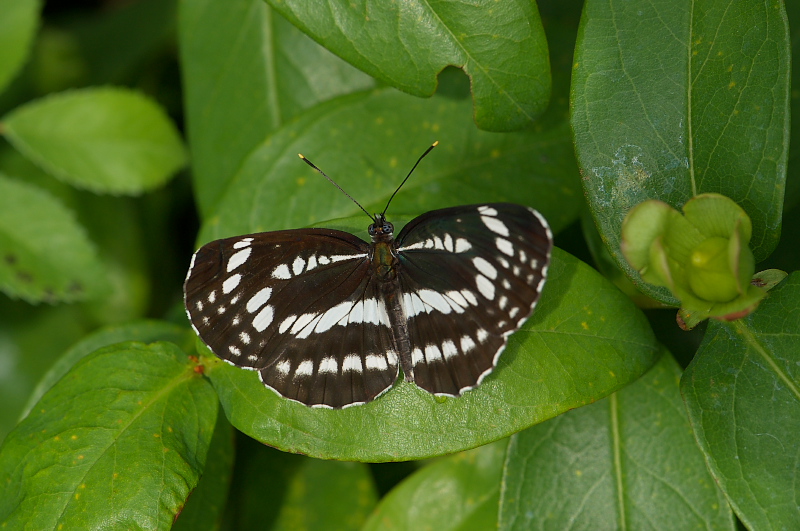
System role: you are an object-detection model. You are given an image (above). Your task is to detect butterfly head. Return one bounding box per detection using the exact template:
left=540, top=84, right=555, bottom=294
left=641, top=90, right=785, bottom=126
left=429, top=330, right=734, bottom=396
left=368, top=213, right=394, bottom=243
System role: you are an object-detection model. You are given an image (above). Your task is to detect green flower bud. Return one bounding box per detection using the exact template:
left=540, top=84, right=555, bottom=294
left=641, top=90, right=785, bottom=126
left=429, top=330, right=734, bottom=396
left=621, top=193, right=767, bottom=326
left=688, top=236, right=741, bottom=301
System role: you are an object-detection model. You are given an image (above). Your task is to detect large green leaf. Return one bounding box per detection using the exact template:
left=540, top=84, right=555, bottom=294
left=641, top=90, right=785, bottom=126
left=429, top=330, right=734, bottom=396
left=203, top=247, right=659, bottom=461
left=572, top=0, right=790, bottom=303
left=173, top=408, right=235, bottom=531
left=0, top=0, right=40, bottom=94
left=2, top=87, right=187, bottom=195
left=499, top=352, right=733, bottom=530
left=363, top=440, right=507, bottom=530
left=682, top=272, right=800, bottom=529
left=199, top=86, right=582, bottom=244
left=179, top=0, right=374, bottom=216
left=0, top=174, right=107, bottom=303
left=0, top=342, right=218, bottom=529
left=226, top=436, right=378, bottom=530
left=19, top=319, right=192, bottom=419
left=268, top=0, right=551, bottom=132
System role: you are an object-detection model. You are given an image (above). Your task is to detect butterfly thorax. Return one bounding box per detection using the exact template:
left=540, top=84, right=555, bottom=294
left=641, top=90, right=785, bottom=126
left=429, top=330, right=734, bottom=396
left=369, top=214, right=399, bottom=283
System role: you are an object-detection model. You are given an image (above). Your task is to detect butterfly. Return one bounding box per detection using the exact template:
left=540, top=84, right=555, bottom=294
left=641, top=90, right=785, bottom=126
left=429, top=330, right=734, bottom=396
left=184, top=143, right=553, bottom=408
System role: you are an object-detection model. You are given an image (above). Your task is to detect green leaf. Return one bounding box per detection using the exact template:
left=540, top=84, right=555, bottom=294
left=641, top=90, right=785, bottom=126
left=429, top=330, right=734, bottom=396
left=268, top=0, right=551, bottom=132
left=681, top=272, right=800, bottom=529
left=499, top=352, right=733, bottom=530
left=0, top=342, right=218, bottom=529
left=180, top=0, right=374, bottom=216
left=226, top=435, right=378, bottom=530
left=173, top=407, right=235, bottom=531
left=200, top=87, right=582, bottom=243
left=19, top=319, right=192, bottom=419
left=0, top=174, right=107, bottom=303
left=0, top=301, right=87, bottom=443
left=203, top=247, right=659, bottom=461
left=572, top=0, right=790, bottom=301
left=363, top=440, right=507, bottom=530
left=0, top=0, right=40, bottom=93
left=2, top=87, right=187, bottom=195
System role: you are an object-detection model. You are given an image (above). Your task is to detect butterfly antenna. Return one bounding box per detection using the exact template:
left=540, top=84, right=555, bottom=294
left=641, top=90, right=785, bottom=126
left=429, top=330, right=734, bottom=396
left=381, top=141, right=438, bottom=217
left=298, top=154, right=374, bottom=221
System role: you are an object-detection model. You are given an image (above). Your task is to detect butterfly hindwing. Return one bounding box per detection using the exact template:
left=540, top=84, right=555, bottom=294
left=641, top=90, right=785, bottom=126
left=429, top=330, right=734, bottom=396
left=394, top=203, right=552, bottom=396
left=184, top=228, right=399, bottom=408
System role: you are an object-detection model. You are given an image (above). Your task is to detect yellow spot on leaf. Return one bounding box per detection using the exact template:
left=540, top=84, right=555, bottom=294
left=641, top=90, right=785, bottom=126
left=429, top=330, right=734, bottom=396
left=581, top=322, right=589, bottom=330
left=296, top=177, right=306, bottom=186
left=78, top=455, right=84, bottom=460
left=71, top=435, right=78, bottom=440
left=54, top=436, right=60, bottom=441
left=389, top=157, right=398, bottom=168
left=490, top=149, right=501, bottom=158
left=609, top=371, right=616, bottom=378
left=375, top=116, right=384, bottom=125
left=575, top=469, right=583, bottom=476
left=728, top=81, right=736, bottom=89
left=75, top=493, right=80, bottom=500
left=154, top=433, right=161, bottom=438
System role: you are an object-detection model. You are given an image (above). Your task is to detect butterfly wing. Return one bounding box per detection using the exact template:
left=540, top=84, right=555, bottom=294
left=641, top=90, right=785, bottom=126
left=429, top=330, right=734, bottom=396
left=394, top=203, right=552, bottom=396
left=184, top=228, right=399, bottom=408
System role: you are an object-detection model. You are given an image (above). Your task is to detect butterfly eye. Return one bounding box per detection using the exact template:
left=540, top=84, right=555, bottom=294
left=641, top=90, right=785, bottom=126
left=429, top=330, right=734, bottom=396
left=368, top=225, right=377, bottom=236
left=382, top=223, right=393, bottom=233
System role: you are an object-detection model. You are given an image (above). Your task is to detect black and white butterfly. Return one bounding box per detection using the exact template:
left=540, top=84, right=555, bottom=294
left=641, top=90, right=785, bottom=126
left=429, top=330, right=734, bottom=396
left=184, top=144, right=553, bottom=408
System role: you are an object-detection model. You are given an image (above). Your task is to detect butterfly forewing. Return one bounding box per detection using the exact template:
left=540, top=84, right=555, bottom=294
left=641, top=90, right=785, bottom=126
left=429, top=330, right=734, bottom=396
left=184, top=228, right=399, bottom=408
left=394, top=204, right=552, bottom=396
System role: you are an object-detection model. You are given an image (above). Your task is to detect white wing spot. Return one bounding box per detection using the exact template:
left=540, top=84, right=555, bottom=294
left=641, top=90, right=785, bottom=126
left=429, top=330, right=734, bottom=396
left=499, top=295, right=508, bottom=310
left=477, top=329, right=489, bottom=343
left=240, top=332, right=250, bottom=344
left=455, top=238, right=472, bottom=253
left=290, top=312, right=318, bottom=335
left=319, top=357, right=338, bottom=374
left=386, top=350, right=398, bottom=365
left=399, top=241, right=425, bottom=251
left=295, top=360, right=314, bottom=377
left=318, top=255, right=331, bottom=265
left=365, top=355, right=388, bottom=371
left=433, top=236, right=445, bottom=250
left=498, top=257, right=510, bottom=269
left=446, top=290, right=469, bottom=309
left=272, top=264, right=291, bottom=279
left=481, top=216, right=509, bottom=236
left=307, top=255, right=318, bottom=271
left=331, top=254, right=366, bottom=263
left=232, top=238, right=253, bottom=250
left=229, top=345, right=241, bottom=356
left=412, top=348, right=425, bottom=365
left=472, top=257, right=497, bottom=280
left=276, top=360, right=291, bottom=375
left=279, top=315, right=297, bottom=334
left=478, top=205, right=498, bottom=216
left=315, top=301, right=353, bottom=332
left=246, top=287, right=272, bottom=313
left=443, top=233, right=454, bottom=252
left=460, top=290, right=479, bottom=306
left=227, top=247, right=252, bottom=272
left=403, top=292, right=426, bottom=317
left=217, top=305, right=227, bottom=314
left=222, top=274, right=241, bottom=294
left=496, top=237, right=515, bottom=256
left=208, top=290, right=217, bottom=303
left=424, top=239, right=434, bottom=249
left=293, top=256, right=305, bottom=275
left=342, top=355, right=363, bottom=373
left=418, top=289, right=452, bottom=314
left=424, top=344, right=443, bottom=362
left=296, top=314, right=324, bottom=339
left=252, top=305, right=274, bottom=332
left=461, top=335, right=476, bottom=353
left=530, top=258, right=539, bottom=269
left=504, top=279, right=512, bottom=289
left=476, top=274, right=496, bottom=300
left=509, top=307, right=520, bottom=319
left=441, top=340, right=458, bottom=360
left=195, top=300, right=204, bottom=311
